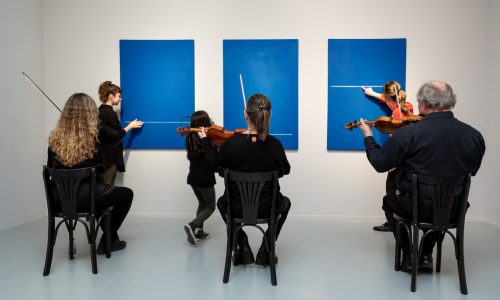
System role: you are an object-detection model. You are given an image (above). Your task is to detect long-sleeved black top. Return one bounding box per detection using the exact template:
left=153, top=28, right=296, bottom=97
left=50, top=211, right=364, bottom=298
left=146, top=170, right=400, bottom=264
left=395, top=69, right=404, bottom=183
left=98, top=104, right=126, bottom=172
left=364, top=111, right=485, bottom=196
left=187, top=138, right=217, bottom=188
left=202, top=133, right=290, bottom=214
left=47, top=147, right=113, bottom=201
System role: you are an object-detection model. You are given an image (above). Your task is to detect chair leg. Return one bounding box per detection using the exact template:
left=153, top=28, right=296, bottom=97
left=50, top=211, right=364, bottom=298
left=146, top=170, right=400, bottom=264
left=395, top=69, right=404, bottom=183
left=43, top=216, right=56, bottom=276
left=411, top=225, right=418, bottom=292
left=269, top=224, right=277, bottom=286
left=223, top=224, right=233, bottom=283
left=436, top=232, right=444, bottom=273
left=394, top=222, right=402, bottom=271
left=457, top=235, right=468, bottom=295
left=90, top=216, right=98, bottom=274
left=105, top=213, right=112, bottom=259
left=68, top=220, right=75, bottom=259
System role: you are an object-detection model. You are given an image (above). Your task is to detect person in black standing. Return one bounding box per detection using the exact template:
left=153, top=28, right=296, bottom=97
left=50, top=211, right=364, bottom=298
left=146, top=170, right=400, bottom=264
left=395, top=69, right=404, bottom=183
left=200, top=93, right=291, bottom=266
left=358, top=80, right=485, bottom=272
left=98, top=81, right=143, bottom=185
left=183, top=111, right=217, bottom=246
left=47, top=93, right=134, bottom=254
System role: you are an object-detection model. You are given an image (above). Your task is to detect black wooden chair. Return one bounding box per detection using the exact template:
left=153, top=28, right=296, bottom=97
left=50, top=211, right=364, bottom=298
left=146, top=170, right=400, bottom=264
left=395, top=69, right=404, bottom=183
left=219, top=168, right=279, bottom=286
left=42, top=166, right=113, bottom=275
left=394, top=172, right=471, bottom=294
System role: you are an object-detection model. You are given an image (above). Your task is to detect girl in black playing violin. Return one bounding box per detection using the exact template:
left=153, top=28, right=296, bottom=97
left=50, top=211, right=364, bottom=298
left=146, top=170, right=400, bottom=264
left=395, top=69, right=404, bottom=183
left=183, top=111, right=217, bottom=246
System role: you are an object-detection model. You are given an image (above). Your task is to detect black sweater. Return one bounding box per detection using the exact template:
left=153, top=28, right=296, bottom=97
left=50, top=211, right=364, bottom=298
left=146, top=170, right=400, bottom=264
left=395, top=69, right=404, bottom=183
left=47, top=147, right=113, bottom=203
left=364, top=111, right=485, bottom=200
left=202, top=134, right=290, bottom=214
left=187, top=138, right=217, bottom=188
left=98, top=105, right=126, bottom=172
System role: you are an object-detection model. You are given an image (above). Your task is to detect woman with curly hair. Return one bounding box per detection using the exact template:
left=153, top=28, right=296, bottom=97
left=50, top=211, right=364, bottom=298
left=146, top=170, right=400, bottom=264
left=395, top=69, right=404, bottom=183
left=47, top=93, right=134, bottom=254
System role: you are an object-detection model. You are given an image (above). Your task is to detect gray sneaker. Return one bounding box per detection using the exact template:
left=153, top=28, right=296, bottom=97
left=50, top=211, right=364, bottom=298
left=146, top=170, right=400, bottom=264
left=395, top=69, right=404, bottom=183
left=184, top=224, right=197, bottom=246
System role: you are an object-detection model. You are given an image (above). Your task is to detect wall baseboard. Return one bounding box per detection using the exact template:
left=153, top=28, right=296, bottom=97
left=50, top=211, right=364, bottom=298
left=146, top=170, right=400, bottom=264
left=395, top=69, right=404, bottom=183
left=482, top=219, right=500, bottom=229
left=128, top=213, right=486, bottom=223
left=130, top=212, right=191, bottom=218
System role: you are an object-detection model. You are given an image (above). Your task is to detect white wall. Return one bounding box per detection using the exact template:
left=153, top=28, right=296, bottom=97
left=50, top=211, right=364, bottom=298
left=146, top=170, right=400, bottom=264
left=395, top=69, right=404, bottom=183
left=41, top=0, right=491, bottom=220
left=484, top=0, right=500, bottom=226
left=0, top=0, right=46, bottom=231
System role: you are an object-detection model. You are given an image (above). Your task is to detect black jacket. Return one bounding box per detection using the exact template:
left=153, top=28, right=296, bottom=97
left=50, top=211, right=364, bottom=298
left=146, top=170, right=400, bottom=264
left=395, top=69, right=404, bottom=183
left=364, top=111, right=485, bottom=199
left=203, top=134, right=290, bottom=216
left=98, top=104, right=126, bottom=172
left=187, top=138, right=217, bottom=188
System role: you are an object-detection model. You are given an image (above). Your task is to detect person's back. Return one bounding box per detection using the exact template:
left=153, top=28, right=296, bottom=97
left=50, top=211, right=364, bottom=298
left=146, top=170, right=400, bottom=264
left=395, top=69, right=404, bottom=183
left=203, top=93, right=291, bottom=266
left=48, top=93, right=134, bottom=254
left=359, top=80, right=485, bottom=272
left=219, top=133, right=290, bottom=217
left=395, top=112, right=484, bottom=177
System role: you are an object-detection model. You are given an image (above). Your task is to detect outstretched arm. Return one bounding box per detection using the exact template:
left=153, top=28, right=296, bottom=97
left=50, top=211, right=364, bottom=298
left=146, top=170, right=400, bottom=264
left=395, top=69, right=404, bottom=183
left=361, top=86, right=382, bottom=100
left=124, top=119, right=143, bottom=133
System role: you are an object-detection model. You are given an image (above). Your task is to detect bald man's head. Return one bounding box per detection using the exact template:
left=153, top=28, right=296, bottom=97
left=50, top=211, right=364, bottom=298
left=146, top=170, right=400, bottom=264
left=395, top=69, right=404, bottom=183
left=417, top=80, right=456, bottom=111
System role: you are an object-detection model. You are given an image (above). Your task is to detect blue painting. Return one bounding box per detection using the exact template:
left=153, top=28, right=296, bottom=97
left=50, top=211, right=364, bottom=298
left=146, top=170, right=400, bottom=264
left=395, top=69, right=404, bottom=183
left=327, top=38, right=406, bottom=150
left=223, top=39, right=298, bottom=150
left=120, top=40, right=194, bottom=149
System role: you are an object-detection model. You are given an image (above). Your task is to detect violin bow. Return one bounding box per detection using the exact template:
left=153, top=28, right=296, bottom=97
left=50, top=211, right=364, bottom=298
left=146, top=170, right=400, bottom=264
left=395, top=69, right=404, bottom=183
left=239, top=73, right=246, bottom=109
left=22, top=72, right=62, bottom=112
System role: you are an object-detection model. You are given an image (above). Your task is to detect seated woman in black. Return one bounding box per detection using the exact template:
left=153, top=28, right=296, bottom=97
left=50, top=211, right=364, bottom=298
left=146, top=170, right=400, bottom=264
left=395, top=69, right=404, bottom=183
left=47, top=93, right=134, bottom=254
left=199, top=93, right=291, bottom=266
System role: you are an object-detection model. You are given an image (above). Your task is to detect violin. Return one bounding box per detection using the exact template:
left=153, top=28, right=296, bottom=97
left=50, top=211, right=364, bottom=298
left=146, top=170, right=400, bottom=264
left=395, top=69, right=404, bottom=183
left=176, top=125, right=245, bottom=147
left=345, top=115, right=423, bottom=134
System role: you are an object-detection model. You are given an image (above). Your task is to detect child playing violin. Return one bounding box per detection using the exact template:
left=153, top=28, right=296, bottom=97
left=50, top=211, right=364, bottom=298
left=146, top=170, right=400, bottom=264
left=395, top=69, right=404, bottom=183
left=362, top=81, right=414, bottom=232
left=183, top=111, right=217, bottom=246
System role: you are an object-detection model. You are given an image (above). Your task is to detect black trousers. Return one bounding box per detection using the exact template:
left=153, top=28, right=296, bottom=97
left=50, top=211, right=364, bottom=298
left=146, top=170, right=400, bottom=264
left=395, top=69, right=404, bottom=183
left=382, top=191, right=462, bottom=255
left=77, top=186, right=133, bottom=241
left=190, top=185, right=216, bottom=228
left=217, top=195, right=291, bottom=245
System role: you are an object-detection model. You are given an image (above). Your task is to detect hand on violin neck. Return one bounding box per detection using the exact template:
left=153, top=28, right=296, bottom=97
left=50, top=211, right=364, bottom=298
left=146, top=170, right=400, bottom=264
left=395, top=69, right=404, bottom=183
left=197, top=127, right=207, bottom=139
left=359, top=118, right=373, bottom=138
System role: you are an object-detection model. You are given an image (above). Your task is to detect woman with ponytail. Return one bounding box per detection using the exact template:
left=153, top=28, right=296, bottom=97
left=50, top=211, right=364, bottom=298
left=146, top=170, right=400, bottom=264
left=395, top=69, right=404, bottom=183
left=362, top=81, right=415, bottom=232
left=200, top=93, right=291, bottom=266
left=97, top=81, right=143, bottom=185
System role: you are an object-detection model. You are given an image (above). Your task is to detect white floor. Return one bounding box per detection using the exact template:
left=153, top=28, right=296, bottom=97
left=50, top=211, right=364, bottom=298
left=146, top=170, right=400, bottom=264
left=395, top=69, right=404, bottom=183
left=0, top=216, right=499, bottom=300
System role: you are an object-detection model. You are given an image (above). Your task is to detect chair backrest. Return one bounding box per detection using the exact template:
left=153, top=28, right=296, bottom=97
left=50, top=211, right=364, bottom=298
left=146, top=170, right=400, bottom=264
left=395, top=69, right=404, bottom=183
left=43, top=166, right=96, bottom=219
left=403, top=172, right=471, bottom=230
left=220, top=169, right=278, bottom=223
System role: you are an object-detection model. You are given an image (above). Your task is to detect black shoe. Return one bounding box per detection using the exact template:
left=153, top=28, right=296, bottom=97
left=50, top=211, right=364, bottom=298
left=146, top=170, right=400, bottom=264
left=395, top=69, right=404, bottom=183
left=255, top=246, right=278, bottom=266
left=184, top=224, right=197, bottom=246
left=233, top=244, right=254, bottom=266
left=194, top=228, right=210, bottom=239
left=97, top=239, right=127, bottom=255
left=419, top=254, right=433, bottom=273
left=373, top=222, right=391, bottom=232
left=400, top=249, right=413, bottom=273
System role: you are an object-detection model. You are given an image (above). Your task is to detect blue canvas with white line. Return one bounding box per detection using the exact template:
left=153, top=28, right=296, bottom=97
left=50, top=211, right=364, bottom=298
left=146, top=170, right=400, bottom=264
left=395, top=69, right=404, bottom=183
left=223, top=39, right=298, bottom=150
left=120, top=40, right=194, bottom=149
left=327, top=38, right=406, bottom=151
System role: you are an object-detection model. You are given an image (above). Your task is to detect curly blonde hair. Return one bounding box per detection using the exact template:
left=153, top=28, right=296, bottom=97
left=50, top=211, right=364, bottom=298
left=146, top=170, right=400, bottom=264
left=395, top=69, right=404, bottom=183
left=48, top=93, right=99, bottom=167
left=383, top=81, right=408, bottom=113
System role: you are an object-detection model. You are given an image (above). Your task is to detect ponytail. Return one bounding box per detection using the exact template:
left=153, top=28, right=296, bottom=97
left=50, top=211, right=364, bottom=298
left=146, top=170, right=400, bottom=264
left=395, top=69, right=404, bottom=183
left=246, top=94, right=271, bottom=141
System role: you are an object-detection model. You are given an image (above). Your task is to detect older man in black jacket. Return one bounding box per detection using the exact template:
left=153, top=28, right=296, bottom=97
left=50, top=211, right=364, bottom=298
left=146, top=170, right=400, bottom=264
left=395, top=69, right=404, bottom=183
left=359, top=80, right=485, bottom=272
